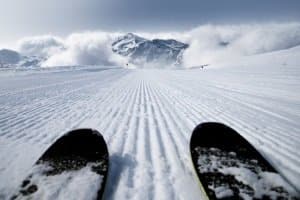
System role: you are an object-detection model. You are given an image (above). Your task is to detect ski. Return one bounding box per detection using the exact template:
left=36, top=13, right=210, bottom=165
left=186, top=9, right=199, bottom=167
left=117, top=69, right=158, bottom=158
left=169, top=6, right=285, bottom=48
left=11, top=129, right=109, bottom=200
left=190, top=122, right=299, bottom=200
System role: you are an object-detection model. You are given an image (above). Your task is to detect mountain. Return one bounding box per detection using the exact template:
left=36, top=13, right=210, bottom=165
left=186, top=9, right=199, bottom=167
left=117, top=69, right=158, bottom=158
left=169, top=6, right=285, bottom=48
left=0, top=49, right=44, bottom=68
left=112, top=33, right=189, bottom=67
left=18, top=56, right=45, bottom=67
left=0, top=49, right=21, bottom=67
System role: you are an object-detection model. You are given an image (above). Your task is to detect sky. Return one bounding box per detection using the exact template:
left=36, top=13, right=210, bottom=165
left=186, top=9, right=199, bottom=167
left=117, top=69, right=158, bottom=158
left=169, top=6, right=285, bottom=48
left=1, top=0, right=300, bottom=48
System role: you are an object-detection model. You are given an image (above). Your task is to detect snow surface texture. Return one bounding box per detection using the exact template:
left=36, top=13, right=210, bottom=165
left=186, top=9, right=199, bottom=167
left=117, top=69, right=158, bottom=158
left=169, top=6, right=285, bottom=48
left=0, top=47, right=300, bottom=199
left=12, top=162, right=103, bottom=200
left=195, top=147, right=298, bottom=199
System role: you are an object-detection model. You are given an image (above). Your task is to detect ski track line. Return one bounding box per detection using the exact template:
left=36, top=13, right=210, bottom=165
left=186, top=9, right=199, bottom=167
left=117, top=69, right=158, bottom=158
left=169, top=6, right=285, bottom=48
left=0, top=71, right=126, bottom=125
left=146, top=79, right=177, bottom=200
left=41, top=70, right=134, bottom=142
left=175, top=81, right=300, bottom=163
left=199, top=88, right=300, bottom=151
left=0, top=77, right=117, bottom=140
left=129, top=79, right=156, bottom=200
left=101, top=76, right=140, bottom=200
left=149, top=88, right=175, bottom=200
left=146, top=71, right=204, bottom=199
left=164, top=76, right=300, bottom=165
left=149, top=81, right=206, bottom=180
left=122, top=78, right=143, bottom=198
left=0, top=71, right=115, bottom=113
left=150, top=82, right=188, bottom=171
left=105, top=76, right=142, bottom=199
left=166, top=79, right=300, bottom=159
left=197, top=82, right=300, bottom=139
left=142, top=79, right=158, bottom=200
left=158, top=73, right=300, bottom=156
left=104, top=77, right=140, bottom=196
left=105, top=78, right=139, bottom=146
left=93, top=74, right=138, bottom=141
left=0, top=72, right=118, bottom=128
left=0, top=70, right=127, bottom=148
left=169, top=71, right=300, bottom=136
left=0, top=69, right=115, bottom=97
left=144, top=79, right=165, bottom=200
left=149, top=83, right=200, bottom=200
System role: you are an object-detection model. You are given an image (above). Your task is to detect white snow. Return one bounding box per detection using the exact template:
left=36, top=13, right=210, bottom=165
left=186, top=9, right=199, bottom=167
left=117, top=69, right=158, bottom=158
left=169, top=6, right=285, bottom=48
left=214, top=186, right=233, bottom=199
left=0, top=46, right=299, bottom=199
left=196, top=147, right=298, bottom=199
left=13, top=162, right=103, bottom=200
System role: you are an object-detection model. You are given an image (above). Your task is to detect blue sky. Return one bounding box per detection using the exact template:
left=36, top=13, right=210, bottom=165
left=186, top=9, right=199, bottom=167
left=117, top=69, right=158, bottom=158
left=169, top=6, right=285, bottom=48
left=1, top=0, right=300, bottom=47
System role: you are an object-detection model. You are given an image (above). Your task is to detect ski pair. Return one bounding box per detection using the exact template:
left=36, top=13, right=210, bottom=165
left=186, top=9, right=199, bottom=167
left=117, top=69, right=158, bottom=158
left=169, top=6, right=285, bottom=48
left=12, top=123, right=299, bottom=200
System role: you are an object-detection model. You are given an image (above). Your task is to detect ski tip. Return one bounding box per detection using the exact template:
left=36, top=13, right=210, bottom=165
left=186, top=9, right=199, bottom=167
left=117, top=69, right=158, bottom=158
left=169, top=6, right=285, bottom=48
left=190, top=122, right=272, bottom=167
left=40, top=128, right=109, bottom=162
left=11, top=128, right=110, bottom=200
left=190, top=122, right=238, bottom=150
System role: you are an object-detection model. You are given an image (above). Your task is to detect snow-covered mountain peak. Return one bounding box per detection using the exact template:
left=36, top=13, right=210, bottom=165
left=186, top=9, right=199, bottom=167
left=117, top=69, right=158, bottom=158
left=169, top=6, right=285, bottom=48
left=152, top=39, right=188, bottom=50
left=122, top=33, right=145, bottom=41
left=112, top=33, right=189, bottom=67
left=0, top=48, right=45, bottom=68
left=0, top=49, right=21, bottom=66
left=112, top=33, right=147, bottom=56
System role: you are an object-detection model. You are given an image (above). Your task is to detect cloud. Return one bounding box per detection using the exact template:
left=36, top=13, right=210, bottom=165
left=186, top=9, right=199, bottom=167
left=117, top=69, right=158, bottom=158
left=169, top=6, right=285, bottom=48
left=18, top=35, right=65, bottom=58
left=181, top=23, right=300, bottom=67
left=16, top=23, right=300, bottom=68
left=43, top=32, right=128, bottom=67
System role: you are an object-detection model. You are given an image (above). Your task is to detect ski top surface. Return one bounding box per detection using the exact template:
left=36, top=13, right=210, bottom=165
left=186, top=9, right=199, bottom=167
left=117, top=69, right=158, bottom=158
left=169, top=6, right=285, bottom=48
left=190, top=122, right=299, bottom=200
left=11, top=129, right=109, bottom=200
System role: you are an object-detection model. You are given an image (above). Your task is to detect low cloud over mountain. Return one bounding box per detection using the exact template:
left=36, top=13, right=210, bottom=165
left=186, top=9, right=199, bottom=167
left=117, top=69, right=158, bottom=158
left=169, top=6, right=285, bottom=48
left=1, top=23, right=300, bottom=68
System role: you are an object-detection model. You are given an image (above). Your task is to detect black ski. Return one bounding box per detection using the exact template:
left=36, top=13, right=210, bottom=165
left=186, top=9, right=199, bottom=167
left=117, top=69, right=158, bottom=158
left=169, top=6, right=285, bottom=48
left=12, top=129, right=109, bottom=200
left=190, top=122, right=299, bottom=200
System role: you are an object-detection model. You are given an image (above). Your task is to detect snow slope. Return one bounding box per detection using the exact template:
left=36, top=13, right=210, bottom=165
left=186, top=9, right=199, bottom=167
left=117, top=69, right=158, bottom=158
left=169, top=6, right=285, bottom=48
left=0, top=47, right=299, bottom=199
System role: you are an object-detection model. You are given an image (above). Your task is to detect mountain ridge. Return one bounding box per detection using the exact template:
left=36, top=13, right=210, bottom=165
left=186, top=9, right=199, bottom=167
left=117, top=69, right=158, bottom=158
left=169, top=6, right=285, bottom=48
left=0, top=49, right=45, bottom=68
left=112, top=33, right=189, bottom=67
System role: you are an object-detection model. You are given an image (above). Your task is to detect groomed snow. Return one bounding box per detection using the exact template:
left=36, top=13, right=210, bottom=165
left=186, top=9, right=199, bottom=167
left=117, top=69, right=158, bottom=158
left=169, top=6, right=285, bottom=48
left=0, top=47, right=299, bottom=199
